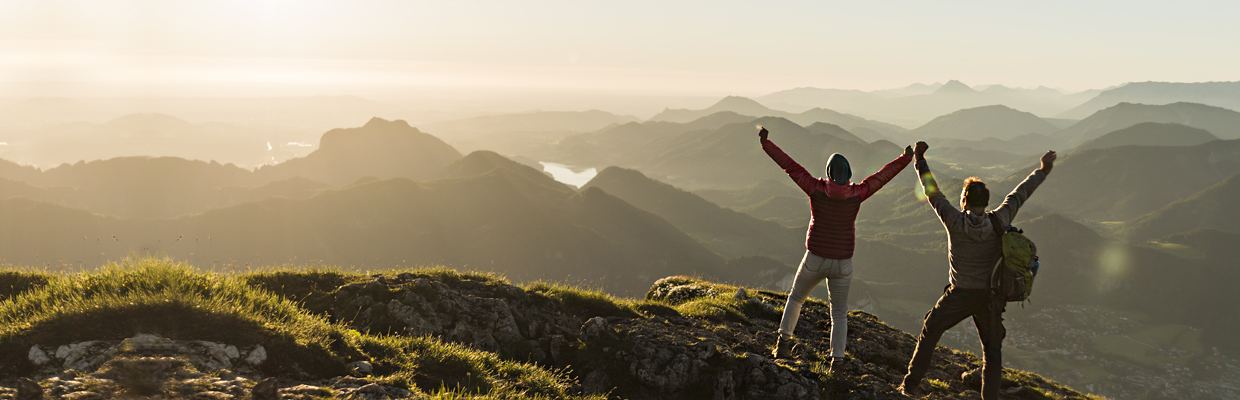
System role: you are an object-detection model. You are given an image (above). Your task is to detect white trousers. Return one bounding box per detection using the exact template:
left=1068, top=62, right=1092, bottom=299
left=777, top=251, right=852, bottom=358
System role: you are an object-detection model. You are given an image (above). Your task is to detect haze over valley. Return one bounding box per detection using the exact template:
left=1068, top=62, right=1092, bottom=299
left=4, top=1, right=1240, bottom=399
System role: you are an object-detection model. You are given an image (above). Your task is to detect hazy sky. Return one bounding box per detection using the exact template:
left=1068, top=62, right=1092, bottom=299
left=3, top=0, right=1238, bottom=98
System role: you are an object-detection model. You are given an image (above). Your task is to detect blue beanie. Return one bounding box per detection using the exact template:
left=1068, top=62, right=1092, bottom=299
left=825, top=153, right=852, bottom=184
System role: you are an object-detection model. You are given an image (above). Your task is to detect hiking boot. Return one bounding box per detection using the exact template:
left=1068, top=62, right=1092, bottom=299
left=772, top=336, right=793, bottom=359
left=897, top=381, right=929, bottom=397
left=827, top=356, right=845, bottom=374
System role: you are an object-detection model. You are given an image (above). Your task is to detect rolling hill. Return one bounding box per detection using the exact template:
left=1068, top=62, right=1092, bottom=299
left=257, top=117, right=461, bottom=185
left=0, top=118, right=461, bottom=218
left=620, top=117, right=910, bottom=190
left=1058, top=81, right=1240, bottom=119
left=692, top=179, right=802, bottom=210
left=1054, top=102, right=1240, bottom=146
left=1073, top=122, right=1219, bottom=152
left=581, top=166, right=804, bottom=264
left=1, top=113, right=314, bottom=169
left=1122, top=173, right=1240, bottom=241
left=991, top=139, right=1240, bottom=222
left=0, top=157, right=740, bottom=297
left=422, top=109, right=640, bottom=156
left=910, top=105, right=1060, bottom=141
left=1155, top=228, right=1240, bottom=273
left=648, top=96, right=907, bottom=142
left=760, top=80, right=1097, bottom=127
left=541, top=111, right=753, bottom=167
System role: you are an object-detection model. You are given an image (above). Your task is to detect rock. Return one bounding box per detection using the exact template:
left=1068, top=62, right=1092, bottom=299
left=348, top=360, right=374, bottom=375
left=775, top=382, right=808, bottom=398
left=746, top=297, right=777, bottom=314
left=386, top=387, right=415, bottom=398
left=582, top=369, right=612, bottom=393
left=224, top=345, right=240, bottom=359
left=527, top=340, right=547, bottom=363
left=351, top=295, right=375, bottom=307
left=191, top=391, right=234, bottom=399
left=16, top=377, right=42, bottom=400
left=61, top=391, right=103, bottom=400
left=581, top=317, right=614, bottom=340
left=245, top=345, right=267, bottom=365
left=733, top=288, right=748, bottom=301
left=713, top=370, right=736, bottom=400
left=341, top=383, right=389, bottom=400
left=549, top=335, right=565, bottom=362
left=28, top=345, right=51, bottom=365
left=280, top=384, right=328, bottom=399
left=332, top=377, right=371, bottom=389
left=252, top=378, right=279, bottom=400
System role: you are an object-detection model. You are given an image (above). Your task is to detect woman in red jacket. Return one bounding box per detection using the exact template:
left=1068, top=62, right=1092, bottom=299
left=759, top=127, right=912, bottom=370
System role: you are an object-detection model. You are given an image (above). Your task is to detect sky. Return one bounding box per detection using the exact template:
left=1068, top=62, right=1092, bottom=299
left=2, top=0, right=1238, bottom=99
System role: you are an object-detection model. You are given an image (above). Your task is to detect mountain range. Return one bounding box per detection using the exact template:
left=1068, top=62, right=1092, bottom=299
left=1053, top=102, right=1240, bottom=146
left=910, top=104, right=1060, bottom=141
left=1074, top=122, right=1219, bottom=152
left=758, top=80, right=1099, bottom=127
left=1122, top=173, right=1240, bottom=241
left=0, top=157, right=735, bottom=297
left=0, top=113, right=314, bottom=169
left=1058, top=81, right=1240, bottom=119
left=991, top=139, right=1240, bottom=222
left=422, top=109, right=639, bottom=156
left=648, top=96, right=907, bottom=142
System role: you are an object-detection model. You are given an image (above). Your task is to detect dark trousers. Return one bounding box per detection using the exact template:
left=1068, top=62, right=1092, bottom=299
left=902, top=285, right=1006, bottom=400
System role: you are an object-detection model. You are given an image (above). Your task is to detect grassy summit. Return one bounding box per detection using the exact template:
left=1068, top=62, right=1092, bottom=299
left=0, top=260, right=594, bottom=399
left=0, top=259, right=1103, bottom=400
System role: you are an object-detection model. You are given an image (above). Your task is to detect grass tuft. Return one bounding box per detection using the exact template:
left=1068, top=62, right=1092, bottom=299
left=524, top=281, right=639, bottom=318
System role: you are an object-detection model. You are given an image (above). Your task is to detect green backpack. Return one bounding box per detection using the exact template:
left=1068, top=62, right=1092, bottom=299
left=987, top=213, right=1039, bottom=302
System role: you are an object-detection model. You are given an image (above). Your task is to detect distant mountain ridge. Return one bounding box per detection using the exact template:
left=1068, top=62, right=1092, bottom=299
left=0, top=155, right=735, bottom=296
left=0, top=118, right=462, bottom=217
left=758, top=80, right=1098, bottom=127
left=1059, top=81, right=1240, bottom=119
left=992, top=139, right=1240, bottom=221
left=1054, top=102, right=1240, bottom=146
left=1123, top=173, right=1240, bottom=241
left=1074, top=122, right=1219, bottom=152
left=582, top=166, right=803, bottom=264
left=648, top=96, right=907, bottom=142
left=910, top=104, right=1060, bottom=141
left=620, top=116, right=908, bottom=190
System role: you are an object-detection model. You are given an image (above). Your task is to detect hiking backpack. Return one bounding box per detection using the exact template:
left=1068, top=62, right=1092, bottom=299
left=987, top=213, right=1039, bottom=302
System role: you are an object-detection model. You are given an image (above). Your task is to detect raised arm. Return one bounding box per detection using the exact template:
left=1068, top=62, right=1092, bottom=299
left=859, top=146, right=914, bottom=199
left=759, top=128, right=818, bottom=195
left=991, top=150, right=1055, bottom=226
left=913, top=142, right=964, bottom=229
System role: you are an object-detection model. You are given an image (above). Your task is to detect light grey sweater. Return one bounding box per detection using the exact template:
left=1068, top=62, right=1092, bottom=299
left=916, top=159, right=1047, bottom=289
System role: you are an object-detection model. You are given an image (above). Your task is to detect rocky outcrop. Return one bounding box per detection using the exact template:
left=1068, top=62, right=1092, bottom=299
left=254, top=272, right=1097, bottom=400
left=4, top=334, right=416, bottom=400
left=0, top=270, right=1096, bottom=400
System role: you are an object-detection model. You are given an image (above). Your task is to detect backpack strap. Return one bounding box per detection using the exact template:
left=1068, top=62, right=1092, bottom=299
left=986, top=211, right=1006, bottom=296
left=986, top=212, right=1006, bottom=236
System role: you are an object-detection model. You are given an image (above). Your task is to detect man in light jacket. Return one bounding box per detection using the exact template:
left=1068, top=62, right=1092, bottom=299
left=898, top=141, right=1056, bottom=399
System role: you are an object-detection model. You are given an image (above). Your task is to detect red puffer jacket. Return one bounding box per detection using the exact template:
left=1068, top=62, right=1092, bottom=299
left=762, top=140, right=911, bottom=259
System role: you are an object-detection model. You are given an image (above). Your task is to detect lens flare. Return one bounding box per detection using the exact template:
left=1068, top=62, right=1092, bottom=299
left=1096, top=241, right=1131, bottom=292
left=914, top=172, right=937, bottom=200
